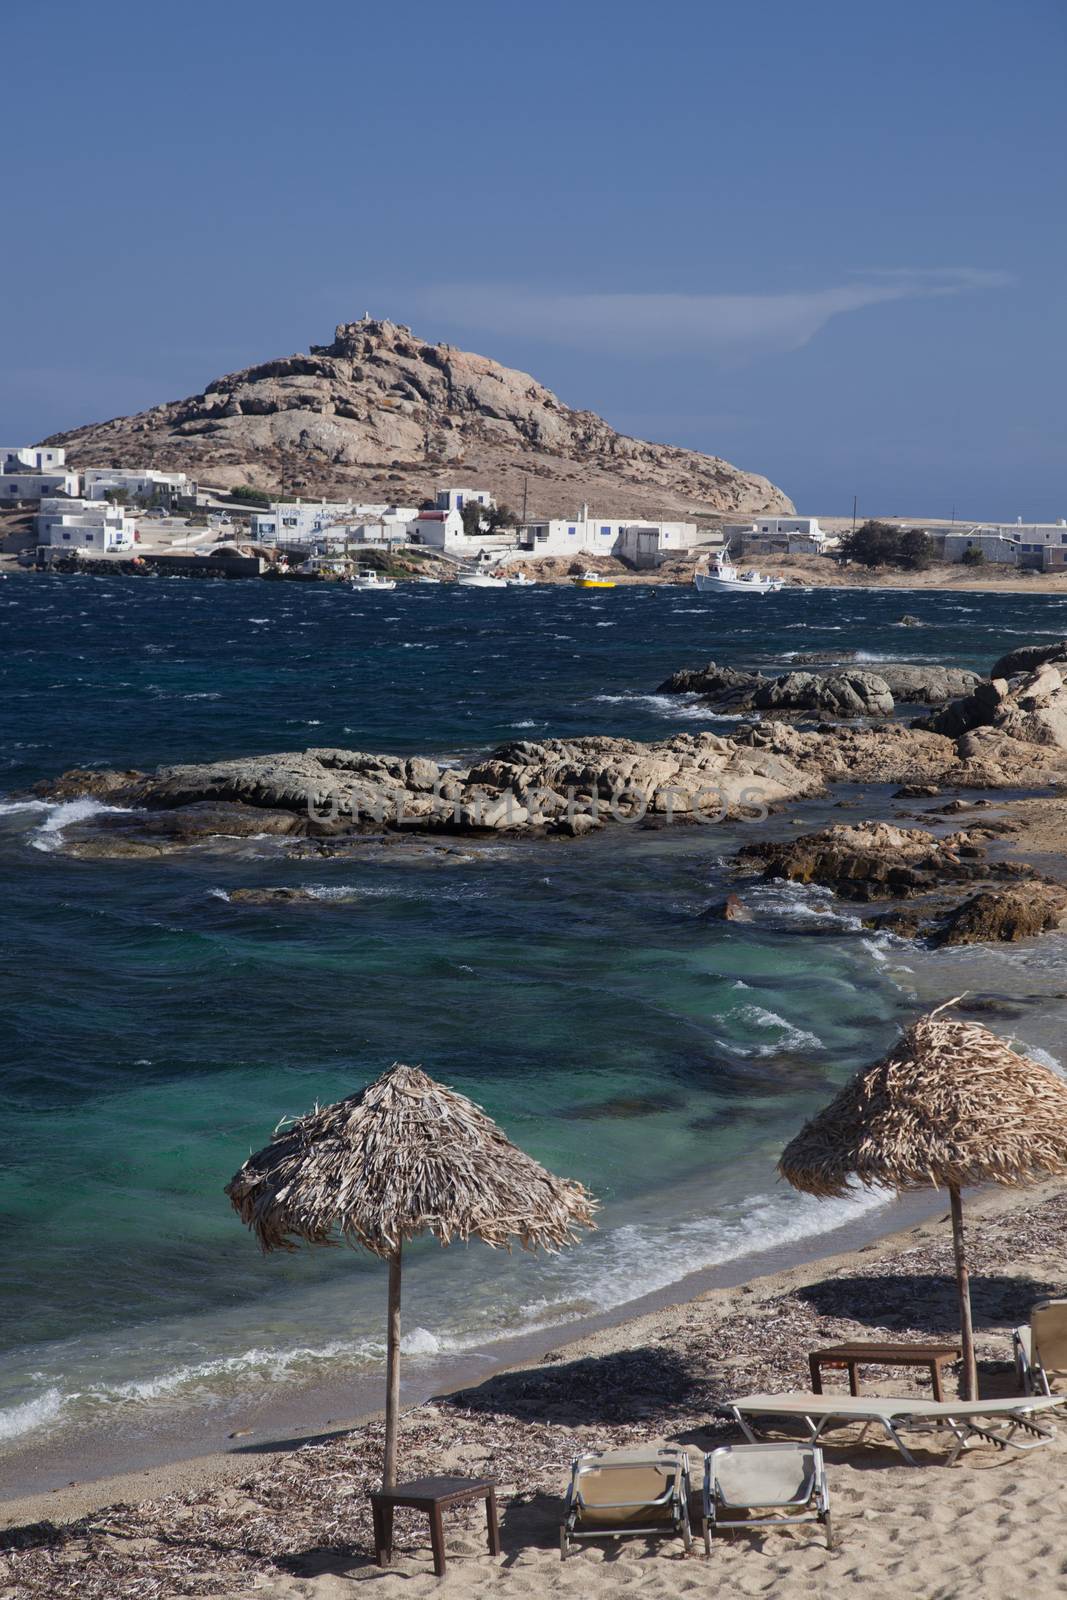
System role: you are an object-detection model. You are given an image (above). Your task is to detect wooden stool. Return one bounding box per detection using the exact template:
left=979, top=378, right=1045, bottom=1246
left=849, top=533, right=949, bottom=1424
left=370, top=1474, right=501, bottom=1578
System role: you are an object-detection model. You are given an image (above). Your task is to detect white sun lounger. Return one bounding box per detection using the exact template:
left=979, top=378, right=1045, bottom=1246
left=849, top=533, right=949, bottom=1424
left=703, top=1443, right=833, bottom=1554
left=1013, top=1299, right=1067, bottom=1395
left=726, top=1392, right=1064, bottom=1466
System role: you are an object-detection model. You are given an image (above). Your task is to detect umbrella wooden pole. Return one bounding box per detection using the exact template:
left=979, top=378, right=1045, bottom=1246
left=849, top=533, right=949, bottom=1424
left=383, top=1242, right=402, bottom=1489
left=949, top=1185, right=977, bottom=1401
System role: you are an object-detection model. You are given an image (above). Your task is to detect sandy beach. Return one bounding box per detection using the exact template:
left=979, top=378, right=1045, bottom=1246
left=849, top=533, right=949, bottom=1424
left=3, top=1178, right=1065, bottom=1599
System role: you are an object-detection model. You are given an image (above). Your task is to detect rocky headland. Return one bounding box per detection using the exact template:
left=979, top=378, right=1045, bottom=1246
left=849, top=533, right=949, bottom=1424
left=45, top=317, right=790, bottom=521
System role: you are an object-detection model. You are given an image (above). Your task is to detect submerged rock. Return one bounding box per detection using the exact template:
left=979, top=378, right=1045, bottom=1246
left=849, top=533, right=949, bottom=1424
left=226, top=886, right=363, bottom=906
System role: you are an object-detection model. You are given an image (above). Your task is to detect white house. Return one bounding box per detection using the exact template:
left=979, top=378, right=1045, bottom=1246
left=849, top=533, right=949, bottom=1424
left=1, top=444, right=79, bottom=501
left=942, top=521, right=1067, bottom=569
left=2, top=445, right=68, bottom=473
left=82, top=467, right=195, bottom=504
left=36, top=497, right=135, bottom=553
left=411, top=508, right=467, bottom=548
left=249, top=501, right=356, bottom=543
left=435, top=487, right=495, bottom=513
left=519, top=506, right=699, bottom=560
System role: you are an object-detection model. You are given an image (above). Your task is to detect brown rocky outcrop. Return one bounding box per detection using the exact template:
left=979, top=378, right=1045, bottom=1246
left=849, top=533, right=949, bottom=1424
left=45, top=318, right=791, bottom=521
left=737, top=821, right=1021, bottom=902
left=931, top=883, right=1067, bottom=946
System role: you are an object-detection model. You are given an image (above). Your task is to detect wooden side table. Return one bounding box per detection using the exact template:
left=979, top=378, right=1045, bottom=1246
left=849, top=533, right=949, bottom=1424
left=370, top=1474, right=501, bottom=1578
left=808, top=1342, right=963, bottom=1402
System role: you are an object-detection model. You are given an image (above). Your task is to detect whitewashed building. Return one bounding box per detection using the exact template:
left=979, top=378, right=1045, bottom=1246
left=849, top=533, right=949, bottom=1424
left=411, top=508, right=467, bottom=548
left=435, top=487, right=495, bottom=513
left=249, top=501, right=352, bottom=543
left=82, top=467, right=195, bottom=503
left=519, top=506, right=699, bottom=560
left=1, top=444, right=79, bottom=501
left=36, top=497, right=135, bottom=553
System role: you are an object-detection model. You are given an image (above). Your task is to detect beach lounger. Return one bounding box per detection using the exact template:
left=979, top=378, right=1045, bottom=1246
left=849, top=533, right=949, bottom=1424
left=1013, top=1299, right=1067, bottom=1395
left=725, top=1392, right=1064, bottom=1466
left=560, top=1446, right=693, bottom=1558
left=702, top=1442, right=832, bottom=1554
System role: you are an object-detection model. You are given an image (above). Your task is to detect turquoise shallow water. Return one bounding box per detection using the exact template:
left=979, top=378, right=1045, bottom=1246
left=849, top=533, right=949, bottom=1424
left=2, top=576, right=1067, bottom=1455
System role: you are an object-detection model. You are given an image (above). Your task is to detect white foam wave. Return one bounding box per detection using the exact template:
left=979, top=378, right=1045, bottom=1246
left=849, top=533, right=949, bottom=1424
left=0, top=1388, right=65, bottom=1443
left=1018, top=1044, right=1064, bottom=1078
left=734, top=1003, right=824, bottom=1054
left=746, top=880, right=863, bottom=932
left=517, top=1184, right=891, bottom=1329
left=590, top=692, right=719, bottom=721
left=30, top=797, right=135, bottom=852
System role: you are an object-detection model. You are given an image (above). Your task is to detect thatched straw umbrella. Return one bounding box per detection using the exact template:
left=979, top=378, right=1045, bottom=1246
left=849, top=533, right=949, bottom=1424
left=779, top=1000, right=1067, bottom=1399
left=226, top=1062, right=596, bottom=1486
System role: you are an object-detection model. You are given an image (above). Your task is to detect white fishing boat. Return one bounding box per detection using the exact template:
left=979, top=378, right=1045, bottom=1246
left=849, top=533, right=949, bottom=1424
left=694, top=550, right=783, bottom=594
left=456, top=569, right=507, bottom=588
left=350, top=569, right=397, bottom=591
left=415, top=574, right=442, bottom=584
left=507, top=573, right=535, bottom=587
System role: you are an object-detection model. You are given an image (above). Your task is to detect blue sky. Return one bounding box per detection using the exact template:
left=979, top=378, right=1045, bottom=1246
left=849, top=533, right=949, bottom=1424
left=2, top=0, right=1063, bottom=518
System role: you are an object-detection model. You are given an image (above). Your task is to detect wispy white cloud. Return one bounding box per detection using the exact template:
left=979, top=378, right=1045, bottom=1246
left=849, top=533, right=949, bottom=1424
left=404, top=268, right=1011, bottom=362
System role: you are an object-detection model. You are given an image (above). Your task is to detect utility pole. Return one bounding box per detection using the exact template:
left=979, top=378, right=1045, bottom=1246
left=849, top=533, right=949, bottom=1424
left=522, top=475, right=529, bottom=524
left=852, top=495, right=858, bottom=532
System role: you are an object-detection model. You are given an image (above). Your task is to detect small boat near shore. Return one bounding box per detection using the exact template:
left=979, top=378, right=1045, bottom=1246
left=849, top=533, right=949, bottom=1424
left=572, top=570, right=616, bottom=590
left=350, top=569, right=397, bottom=591
left=456, top=569, right=507, bottom=589
left=507, top=573, right=535, bottom=587
left=694, top=551, right=783, bottom=594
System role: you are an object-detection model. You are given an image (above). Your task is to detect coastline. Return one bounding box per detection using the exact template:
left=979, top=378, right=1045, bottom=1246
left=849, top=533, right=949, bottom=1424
left=9, top=541, right=1067, bottom=594
left=4, top=1174, right=1065, bottom=1600
left=6, top=586, right=1067, bottom=1598
left=0, top=1190, right=998, bottom=1523
left=0, top=1188, right=940, bottom=1511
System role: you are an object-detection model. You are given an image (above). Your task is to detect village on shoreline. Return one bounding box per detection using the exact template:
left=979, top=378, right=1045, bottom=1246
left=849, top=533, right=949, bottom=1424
left=4, top=444, right=1067, bottom=590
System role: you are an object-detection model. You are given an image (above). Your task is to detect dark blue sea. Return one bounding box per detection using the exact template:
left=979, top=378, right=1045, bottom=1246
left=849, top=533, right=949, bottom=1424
left=3, top=574, right=1066, bottom=1463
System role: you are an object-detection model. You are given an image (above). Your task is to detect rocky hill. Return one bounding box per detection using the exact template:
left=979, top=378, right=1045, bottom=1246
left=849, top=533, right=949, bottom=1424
left=46, top=318, right=792, bottom=520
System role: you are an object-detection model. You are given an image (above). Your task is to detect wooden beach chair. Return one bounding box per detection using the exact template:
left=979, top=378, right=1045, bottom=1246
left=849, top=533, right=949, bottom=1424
left=560, top=1445, right=693, bottom=1558
left=1013, top=1298, right=1067, bottom=1395
left=702, top=1442, right=833, bottom=1554
left=725, top=1392, right=1064, bottom=1466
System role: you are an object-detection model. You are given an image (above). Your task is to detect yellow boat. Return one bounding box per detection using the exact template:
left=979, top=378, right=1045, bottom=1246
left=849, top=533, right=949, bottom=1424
left=572, top=569, right=616, bottom=590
